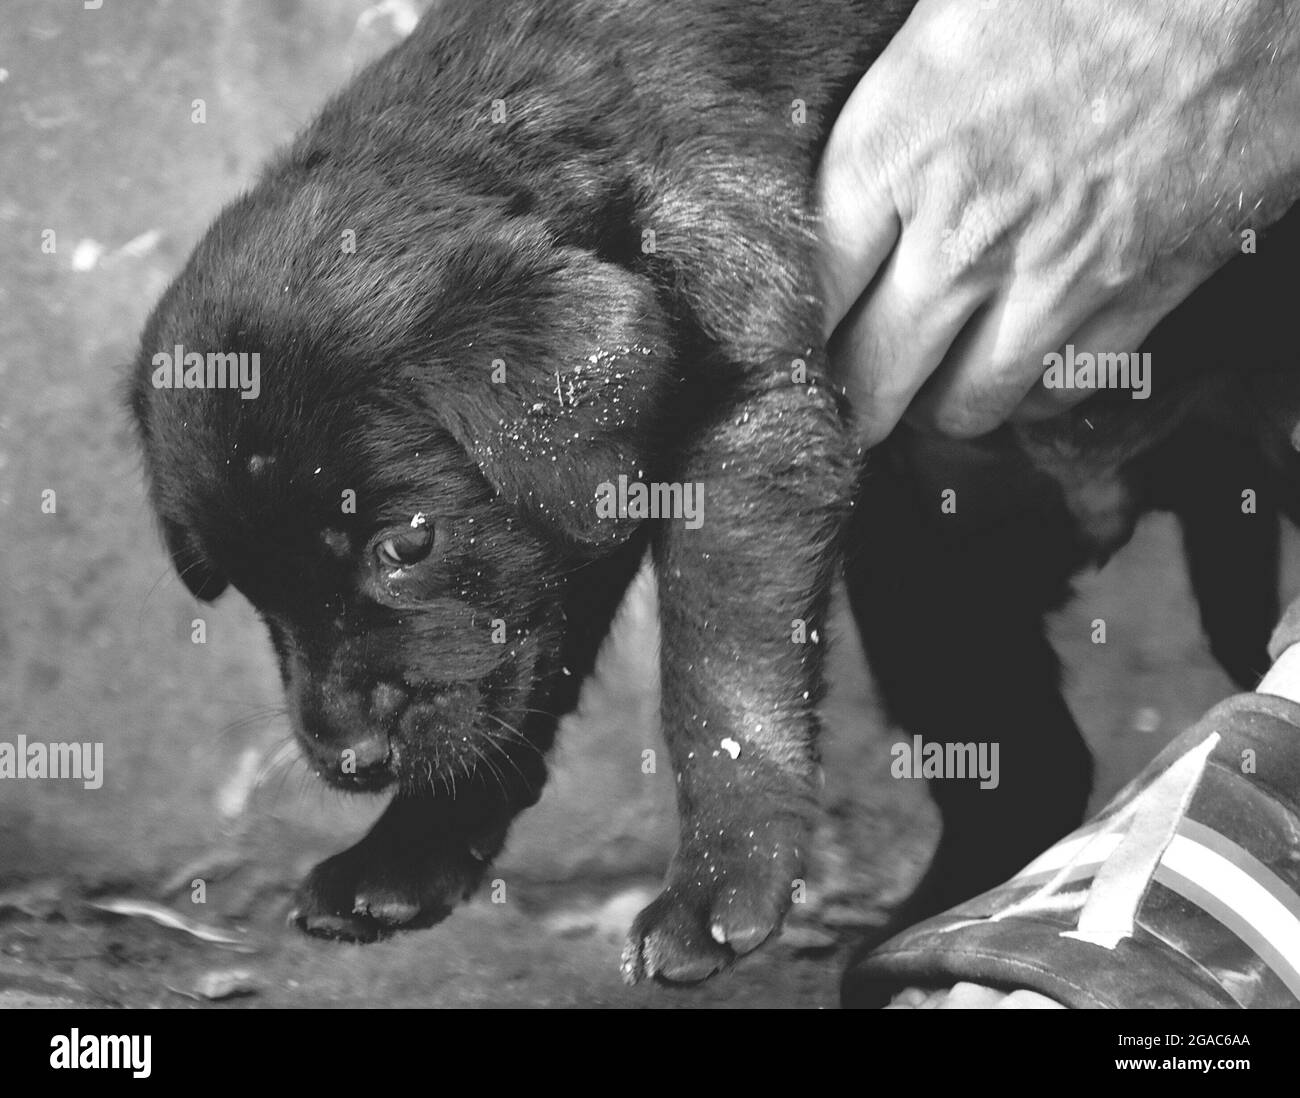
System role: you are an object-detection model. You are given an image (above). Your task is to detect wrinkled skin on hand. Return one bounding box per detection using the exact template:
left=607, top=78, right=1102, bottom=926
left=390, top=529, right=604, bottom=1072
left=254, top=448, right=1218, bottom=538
left=818, top=0, right=1300, bottom=444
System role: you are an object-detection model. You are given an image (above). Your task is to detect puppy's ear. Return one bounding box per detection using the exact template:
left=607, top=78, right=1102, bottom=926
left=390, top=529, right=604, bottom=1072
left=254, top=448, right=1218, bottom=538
left=161, top=517, right=229, bottom=602
left=409, top=228, right=678, bottom=554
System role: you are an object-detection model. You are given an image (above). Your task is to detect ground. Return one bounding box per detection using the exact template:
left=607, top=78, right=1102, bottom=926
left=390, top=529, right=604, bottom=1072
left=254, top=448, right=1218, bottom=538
left=1, top=0, right=1291, bottom=1009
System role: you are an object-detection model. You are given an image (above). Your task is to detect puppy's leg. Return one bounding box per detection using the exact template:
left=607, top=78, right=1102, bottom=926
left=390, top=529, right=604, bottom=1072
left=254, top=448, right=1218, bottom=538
left=613, top=146, right=869, bottom=981
left=1150, top=424, right=1280, bottom=690
left=622, top=366, right=855, bottom=983
left=291, top=793, right=514, bottom=942
left=844, top=433, right=1093, bottom=927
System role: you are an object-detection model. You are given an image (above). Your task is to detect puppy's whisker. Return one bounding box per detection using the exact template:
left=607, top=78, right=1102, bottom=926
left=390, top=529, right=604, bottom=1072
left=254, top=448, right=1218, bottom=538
left=482, top=711, right=533, bottom=742
left=263, top=754, right=297, bottom=806
left=482, top=714, right=545, bottom=762
left=484, top=712, right=522, bottom=737
left=254, top=734, right=294, bottom=776
left=263, top=748, right=311, bottom=808
left=137, top=565, right=178, bottom=626
left=293, top=765, right=316, bottom=806
left=431, top=757, right=453, bottom=800
left=488, top=736, right=544, bottom=769
left=480, top=715, right=541, bottom=793
left=489, top=732, right=544, bottom=766
left=484, top=735, right=536, bottom=796
left=254, top=735, right=302, bottom=792
left=466, top=742, right=506, bottom=797
left=217, top=706, right=290, bottom=742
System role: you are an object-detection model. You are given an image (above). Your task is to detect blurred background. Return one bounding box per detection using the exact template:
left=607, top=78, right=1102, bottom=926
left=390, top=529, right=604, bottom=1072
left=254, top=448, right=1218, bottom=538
left=0, top=0, right=1292, bottom=1008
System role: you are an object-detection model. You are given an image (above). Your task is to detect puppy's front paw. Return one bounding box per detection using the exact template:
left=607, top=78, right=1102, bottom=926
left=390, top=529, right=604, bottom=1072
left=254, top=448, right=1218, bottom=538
left=289, top=841, right=486, bottom=943
left=621, top=834, right=802, bottom=984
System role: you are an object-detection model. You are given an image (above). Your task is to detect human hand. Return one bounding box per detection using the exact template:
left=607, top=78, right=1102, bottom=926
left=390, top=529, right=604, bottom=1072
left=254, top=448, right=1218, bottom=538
left=818, top=0, right=1300, bottom=445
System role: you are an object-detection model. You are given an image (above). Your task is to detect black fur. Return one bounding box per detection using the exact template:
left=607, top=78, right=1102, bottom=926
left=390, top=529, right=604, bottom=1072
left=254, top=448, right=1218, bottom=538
left=129, top=0, right=1297, bottom=990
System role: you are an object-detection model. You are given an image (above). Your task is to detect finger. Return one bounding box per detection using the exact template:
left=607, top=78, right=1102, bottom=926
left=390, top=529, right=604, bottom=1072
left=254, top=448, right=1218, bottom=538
left=815, top=73, right=904, bottom=338
left=1008, top=382, right=1095, bottom=422
left=829, top=235, right=989, bottom=446
left=905, top=285, right=1109, bottom=438
left=1008, top=292, right=1189, bottom=420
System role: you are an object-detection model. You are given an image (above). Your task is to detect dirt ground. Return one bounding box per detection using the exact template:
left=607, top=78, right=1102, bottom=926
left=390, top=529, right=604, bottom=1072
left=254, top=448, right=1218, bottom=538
left=1, top=0, right=1293, bottom=1009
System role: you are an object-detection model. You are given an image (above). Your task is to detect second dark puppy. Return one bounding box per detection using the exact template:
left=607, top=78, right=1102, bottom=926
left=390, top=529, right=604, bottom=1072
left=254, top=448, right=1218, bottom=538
left=130, top=0, right=1297, bottom=988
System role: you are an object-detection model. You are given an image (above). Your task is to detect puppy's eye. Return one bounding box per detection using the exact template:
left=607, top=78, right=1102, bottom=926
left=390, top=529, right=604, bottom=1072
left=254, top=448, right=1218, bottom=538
left=376, top=526, right=434, bottom=569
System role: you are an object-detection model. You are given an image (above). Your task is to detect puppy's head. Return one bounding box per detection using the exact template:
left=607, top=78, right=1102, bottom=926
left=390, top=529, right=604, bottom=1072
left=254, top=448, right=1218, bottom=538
left=130, top=163, right=674, bottom=798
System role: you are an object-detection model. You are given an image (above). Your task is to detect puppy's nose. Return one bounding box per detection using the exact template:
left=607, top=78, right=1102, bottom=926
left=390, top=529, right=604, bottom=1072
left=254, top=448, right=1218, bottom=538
left=370, top=681, right=407, bottom=721
left=347, top=733, right=390, bottom=772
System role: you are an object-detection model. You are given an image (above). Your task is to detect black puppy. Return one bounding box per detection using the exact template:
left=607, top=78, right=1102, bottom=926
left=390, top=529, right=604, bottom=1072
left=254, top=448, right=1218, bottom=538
left=130, top=0, right=1296, bottom=988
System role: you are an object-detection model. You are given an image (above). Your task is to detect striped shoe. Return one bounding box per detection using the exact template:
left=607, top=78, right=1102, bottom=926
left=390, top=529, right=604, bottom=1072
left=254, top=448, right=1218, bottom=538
left=842, top=691, right=1300, bottom=1008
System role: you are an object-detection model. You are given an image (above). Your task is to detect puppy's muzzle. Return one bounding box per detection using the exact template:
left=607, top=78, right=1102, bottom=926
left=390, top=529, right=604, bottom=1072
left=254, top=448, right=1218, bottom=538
left=296, top=680, right=408, bottom=791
